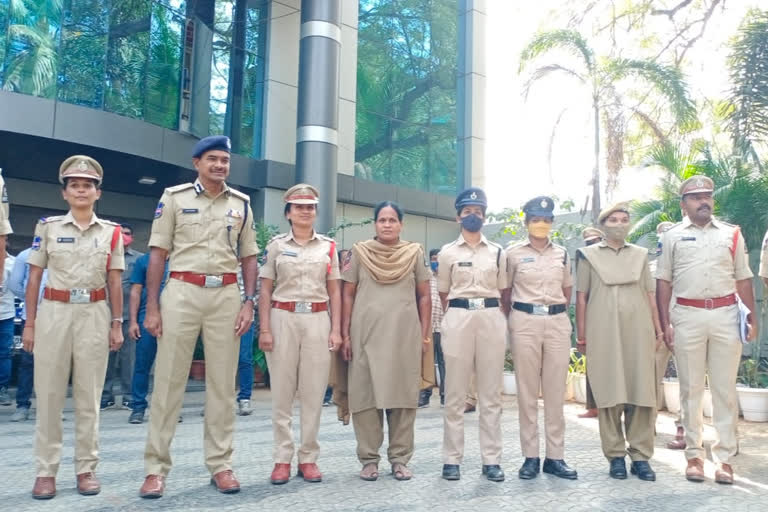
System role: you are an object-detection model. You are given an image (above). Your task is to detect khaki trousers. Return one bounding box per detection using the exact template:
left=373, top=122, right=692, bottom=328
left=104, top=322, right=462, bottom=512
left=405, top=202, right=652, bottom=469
left=144, top=278, right=240, bottom=476
left=442, top=307, right=506, bottom=465
left=510, top=310, right=571, bottom=459
left=671, top=304, right=742, bottom=463
left=465, top=374, right=477, bottom=406
left=265, top=308, right=331, bottom=464
left=598, top=404, right=655, bottom=461
left=34, top=300, right=110, bottom=477
left=655, top=344, right=682, bottom=426
left=352, top=407, right=416, bottom=466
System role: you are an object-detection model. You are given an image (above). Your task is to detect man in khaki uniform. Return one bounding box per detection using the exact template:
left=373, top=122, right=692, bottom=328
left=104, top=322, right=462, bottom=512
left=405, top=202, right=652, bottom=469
left=23, top=156, right=125, bottom=499
left=140, top=136, right=259, bottom=498
left=258, top=184, right=342, bottom=484
left=0, top=170, right=11, bottom=288
left=438, top=187, right=507, bottom=482
left=505, top=196, right=577, bottom=480
left=656, top=175, right=756, bottom=485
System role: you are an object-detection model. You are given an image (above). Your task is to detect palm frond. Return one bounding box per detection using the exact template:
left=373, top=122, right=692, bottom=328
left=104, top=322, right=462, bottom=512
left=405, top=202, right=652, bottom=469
left=522, top=64, right=586, bottom=99
left=519, top=29, right=594, bottom=74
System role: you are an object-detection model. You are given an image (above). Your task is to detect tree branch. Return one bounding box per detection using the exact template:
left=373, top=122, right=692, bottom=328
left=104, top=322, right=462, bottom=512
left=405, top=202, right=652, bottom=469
left=651, top=0, right=695, bottom=19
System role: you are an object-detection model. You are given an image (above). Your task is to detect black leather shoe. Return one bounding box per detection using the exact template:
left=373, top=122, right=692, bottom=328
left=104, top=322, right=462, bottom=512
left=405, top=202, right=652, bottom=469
left=442, top=464, right=460, bottom=480
left=518, top=457, right=540, bottom=480
left=542, top=458, right=578, bottom=480
left=482, top=465, right=505, bottom=482
left=630, top=460, right=656, bottom=481
left=609, top=457, right=627, bottom=479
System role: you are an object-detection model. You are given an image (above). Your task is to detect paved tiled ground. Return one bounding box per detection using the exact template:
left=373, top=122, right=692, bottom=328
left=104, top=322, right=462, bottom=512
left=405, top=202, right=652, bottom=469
left=1, top=388, right=766, bottom=511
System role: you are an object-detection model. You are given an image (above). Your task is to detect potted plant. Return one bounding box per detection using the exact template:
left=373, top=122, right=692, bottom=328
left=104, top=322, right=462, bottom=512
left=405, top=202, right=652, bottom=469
left=569, top=349, right=586, bottom=403
left=663, top=378, right=681, bottom=414
left=736, top=348, right=768, bottom=422
left=502, top=351, right=516, bottom=395
left=189, top=336, right=205, bottom=380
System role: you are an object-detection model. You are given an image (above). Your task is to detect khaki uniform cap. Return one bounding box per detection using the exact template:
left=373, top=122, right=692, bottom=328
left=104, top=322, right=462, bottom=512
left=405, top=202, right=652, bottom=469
left=284, top=183, right=319, bottom=204
left=582, top=227, right=604, bottom=241
left=598, top=201, right=630, bottom=224
left=679, top=175, right=714, bottom=196
left=59, top=155, right=103, bottom=184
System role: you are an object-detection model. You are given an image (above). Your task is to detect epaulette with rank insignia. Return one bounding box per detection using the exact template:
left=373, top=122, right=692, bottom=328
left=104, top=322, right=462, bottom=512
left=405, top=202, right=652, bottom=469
left=228, top=188, right=250, bottom=202
left=38, top=215, right=63, bottom=224
left=268, top=233, right=289, bottom=246
left=166, top=183, right=195, bottom=194
left=99, top=219, right=120, bottom=227
left=553, top=243, right=569, bottom=264
left=506, top=240, right=527, bottom=250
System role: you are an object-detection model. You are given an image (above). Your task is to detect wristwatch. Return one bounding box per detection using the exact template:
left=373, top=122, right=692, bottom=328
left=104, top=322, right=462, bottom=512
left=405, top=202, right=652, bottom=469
left=111, top=317, right=124, bottom=324
left=243, top=294, right=257, bottom=304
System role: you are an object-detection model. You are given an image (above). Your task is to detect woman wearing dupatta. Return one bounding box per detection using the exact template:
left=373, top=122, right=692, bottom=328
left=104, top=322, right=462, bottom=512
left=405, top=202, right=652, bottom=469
left=341, top=201, right=432, bottom=482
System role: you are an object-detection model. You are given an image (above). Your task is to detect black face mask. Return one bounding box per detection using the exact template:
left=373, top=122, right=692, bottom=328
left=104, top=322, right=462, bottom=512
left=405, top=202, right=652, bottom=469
left=460, top=214, right=483, bottom=232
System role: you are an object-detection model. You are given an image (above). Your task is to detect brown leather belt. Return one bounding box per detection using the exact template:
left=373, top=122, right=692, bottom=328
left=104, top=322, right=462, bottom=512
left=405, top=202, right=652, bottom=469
left=44, top=287, right=106, bottom=303
left=170, top=271, right=237, bottom=288
left=677, top=294, right=737, bottom=310
left=271, top=300, right=328, bottom=313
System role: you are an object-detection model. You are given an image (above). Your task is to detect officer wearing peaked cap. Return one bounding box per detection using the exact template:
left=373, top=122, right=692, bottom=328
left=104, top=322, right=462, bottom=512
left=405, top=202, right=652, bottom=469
left=438, top=187, right=508, bottom=482
left=656, top=175, right=756, bottom=484
left=24, top=155, right=125, bottom=499
left=503, top=196, right=578, bottom=480
left=140, top=135, right=259, bottom=498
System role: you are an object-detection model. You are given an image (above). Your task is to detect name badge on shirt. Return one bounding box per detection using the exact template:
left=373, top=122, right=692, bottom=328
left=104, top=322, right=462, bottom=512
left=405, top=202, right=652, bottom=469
left=520, top=257, right=535, bottom=263
left=226, top=209, right=242, bottom=219
left=458, top=261, right=472, bottom=267
left=282, top=250, right=299, bottom=257
left=680, top=236, right=696, bottom=241
left=182, top=208, right=199, bottom=214
left=57, top=237, right=75, bottom=243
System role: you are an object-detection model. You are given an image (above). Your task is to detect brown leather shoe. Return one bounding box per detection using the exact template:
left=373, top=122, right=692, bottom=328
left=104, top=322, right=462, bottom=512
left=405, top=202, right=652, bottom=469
left=139, top=474, right=165, bottom=499
left=76, top=472, right=101, bottom=495
left=32, top=477, right=56, bottom=500
left=297, top=463, right=323, bottom=482
left=211, top=470, right=240, bottom=494
left=578, top=409, right=598, bottom=418
left=666, top=438, right=687, bottom=450
left=715, top=463, right=734, bottom=485
left=685, top=458, right=705, bottom=482
left=270, top=463, right=291, bottom=485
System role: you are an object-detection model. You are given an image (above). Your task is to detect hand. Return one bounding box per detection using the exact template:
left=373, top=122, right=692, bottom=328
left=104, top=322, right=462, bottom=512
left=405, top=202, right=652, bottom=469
left=22, top=325, right=34, bottom=353
left=234, top=302, right=254, bottom=337
left=341, top=336, right=352, bottom=361
left=577, top=340, right=586, bottom=355
left=328, top=331, right=342, bottom=352
left=109, top=323, right=124, bottom=351
left=259, top=331, right=274, bottom=352
left=664, top=325, right=675, bottom=353
left=655, top=333, right=664, bottom=351
left=747, top=321, right=757, bottom=342
left=144, top=308, right=162, bottom=338
left=422, top=337, right=431, bottom=354
left=128, top=321, right=141, bottom=341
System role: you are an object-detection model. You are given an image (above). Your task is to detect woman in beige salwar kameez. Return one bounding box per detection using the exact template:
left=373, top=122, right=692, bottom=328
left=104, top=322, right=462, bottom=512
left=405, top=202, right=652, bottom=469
left=341, top=201, right=432, bottom=481
left=575, top=203, right=663, bottom=482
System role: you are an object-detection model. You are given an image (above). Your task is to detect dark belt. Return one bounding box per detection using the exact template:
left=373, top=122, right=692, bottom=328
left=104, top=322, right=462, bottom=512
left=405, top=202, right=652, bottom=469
left=512, top=302, right=567, bottom=316
left=43, top=287, right=107, bottom=303
left=272, top=300, right=328, bottom=313
left=676, top=294, right=737, bottom=310
left=448, top=298, right=499, bottom=310
left=170, top=271, right=237, bottom=288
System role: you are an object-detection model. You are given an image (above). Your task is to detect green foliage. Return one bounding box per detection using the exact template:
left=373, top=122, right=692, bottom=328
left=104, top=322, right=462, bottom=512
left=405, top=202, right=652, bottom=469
left=738, top=349, right=768, bottom=389
left=327, top=217, right=374, bottom=238
left=520, top=29, right=594, bottom=74
left=487, top=197, right=586, bottom=246
left=504, top=351, right=514, bottom=372
left=253, top=220, right=279, bottom=263
left=569, top=348, right=586, bottom=374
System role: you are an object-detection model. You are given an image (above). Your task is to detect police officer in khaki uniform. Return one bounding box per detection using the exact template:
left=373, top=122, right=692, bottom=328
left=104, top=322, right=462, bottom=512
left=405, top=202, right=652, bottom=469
left=656, top=175, right=756, bottom=485
left=23, top=156, right=125, bottom=499
left=140, top=136, right=259, bottom=498
left=258, top=184, right=342, bottom=485
left=504, top=196, right=577, bottom=480
left=0, top=169, right=12, bottom=289
left=438, top=187, right=507, bottom=482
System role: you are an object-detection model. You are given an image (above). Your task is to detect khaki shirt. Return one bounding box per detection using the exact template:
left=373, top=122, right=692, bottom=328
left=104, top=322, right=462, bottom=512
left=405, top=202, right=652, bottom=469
left=758, top=230, right=768, bottom=279
left=149, top=179, right=258, bottom=274
left=506, top=239, right=572, bottom=305
left=28, top=211, right=125, bottom=290
left=0, top=175, right=12, bottom=236
left=437, top=234, right=507, bottom=300
left=260, top=231, right=340, bottom=302
left=656, top=217, right=752, bottom=299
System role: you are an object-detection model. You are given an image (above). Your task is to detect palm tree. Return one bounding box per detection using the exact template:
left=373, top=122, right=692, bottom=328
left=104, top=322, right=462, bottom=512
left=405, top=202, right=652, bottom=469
left=519, top=29, right=697, bottom=223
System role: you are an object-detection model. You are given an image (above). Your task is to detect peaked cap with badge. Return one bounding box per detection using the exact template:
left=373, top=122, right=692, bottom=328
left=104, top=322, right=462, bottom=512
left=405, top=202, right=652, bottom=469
left=284, top=183, right=320, bottom=205
left=679, top=175, right=714, bottom=196
left=59, top=155, right=103, bottom=185
left=192, top=135, right=232, bottom=159
left=522, top=196, right=555, bottom=217
left=455, top=187, right=487, bottom=212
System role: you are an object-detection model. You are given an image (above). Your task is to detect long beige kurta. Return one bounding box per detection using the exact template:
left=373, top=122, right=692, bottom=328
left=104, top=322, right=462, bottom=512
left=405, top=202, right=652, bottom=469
left=342, top=243, right=431, bottom=414
left=576, top=242, right=656, bottom=409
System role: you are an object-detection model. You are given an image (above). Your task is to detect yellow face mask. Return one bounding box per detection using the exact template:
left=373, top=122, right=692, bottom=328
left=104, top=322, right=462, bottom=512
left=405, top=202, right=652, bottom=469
left=528, top=220, right=552, bottom=239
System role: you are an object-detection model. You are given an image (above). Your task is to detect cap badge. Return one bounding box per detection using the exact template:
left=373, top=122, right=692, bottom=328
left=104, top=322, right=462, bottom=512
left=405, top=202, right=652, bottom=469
left=540, top=199, right=548, bottom=208
left=696, top=179, right=704, bottom=188
left=77, top=160, right=88, bottom=171
left=469, top=192, right=477, bottom=200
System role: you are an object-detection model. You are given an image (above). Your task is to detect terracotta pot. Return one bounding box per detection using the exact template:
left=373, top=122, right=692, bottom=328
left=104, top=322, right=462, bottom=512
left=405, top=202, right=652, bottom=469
left=189, top=360, right=206, bottom=381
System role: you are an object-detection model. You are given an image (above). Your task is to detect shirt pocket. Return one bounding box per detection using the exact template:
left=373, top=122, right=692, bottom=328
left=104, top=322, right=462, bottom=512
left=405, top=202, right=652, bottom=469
left=303, top=254, right=329, bottom=285
left=177, top=212, right=203, bottom=241
left=480, top=263, right=500, bottom=289
left=451, top=263, right=474, bottom=288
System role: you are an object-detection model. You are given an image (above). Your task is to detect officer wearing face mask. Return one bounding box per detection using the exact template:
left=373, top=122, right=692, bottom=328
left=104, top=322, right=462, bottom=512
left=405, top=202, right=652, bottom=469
left=438, top=187, right=508, bottom=482
left=502, top=196, right=577, bottom=481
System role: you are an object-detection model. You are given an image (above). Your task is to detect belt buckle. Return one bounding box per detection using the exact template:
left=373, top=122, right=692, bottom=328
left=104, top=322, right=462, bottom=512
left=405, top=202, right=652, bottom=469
left=532, top=304, right=549, bottom=316
left=468, top=298, right=485, bottom=310
left=69, top=289, right=91, bottom=304
left=294, top=302, right=312, bottom=313
left=203, top=275, right=223, bottom=288
left=704, top=298, right=714, bottom=310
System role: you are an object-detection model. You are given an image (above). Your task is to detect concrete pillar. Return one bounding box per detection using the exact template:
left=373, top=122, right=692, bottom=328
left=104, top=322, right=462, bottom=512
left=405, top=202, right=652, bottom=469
left=295, top=0, right=341, bottom=233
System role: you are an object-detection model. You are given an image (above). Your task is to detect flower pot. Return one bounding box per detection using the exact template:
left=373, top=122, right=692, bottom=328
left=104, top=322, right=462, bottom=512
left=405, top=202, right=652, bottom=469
left=563, top=373, right=574, bottom=401
left=663, top=380, right=680, bottom=414
left=572, top=373, right=586, bottom=403
left=702, top=388, right=713, bottom=418
left=189, top=360, right=206, bottom=381
left=503, top=371, right=517, bottom=395
left=737, top=387, right=768, bottom=422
